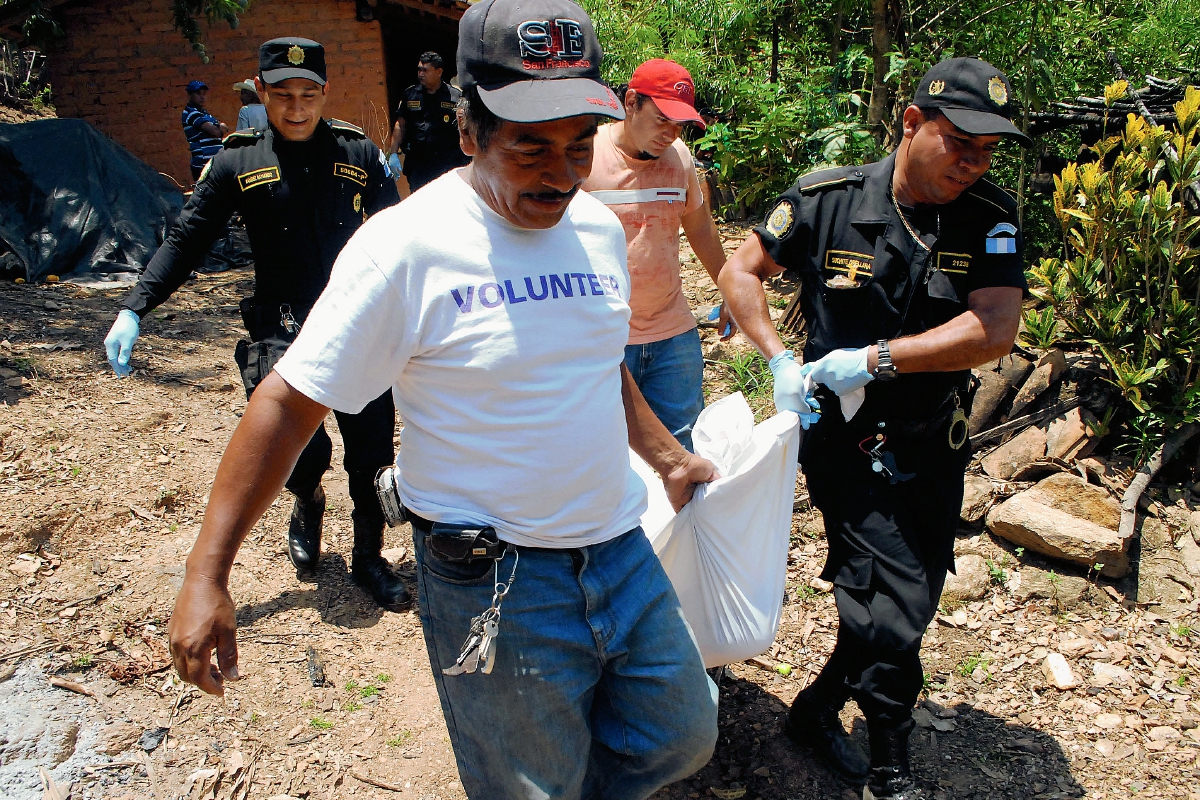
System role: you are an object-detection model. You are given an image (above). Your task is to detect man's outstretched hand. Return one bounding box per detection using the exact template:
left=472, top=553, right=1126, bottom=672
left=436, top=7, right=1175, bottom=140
left=663, top=451, right=720, bottom=511
left=169, top=574, right=239, bottom=696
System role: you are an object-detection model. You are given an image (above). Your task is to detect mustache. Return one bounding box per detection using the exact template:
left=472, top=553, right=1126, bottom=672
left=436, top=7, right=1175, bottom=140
left=523, top=186, right=580, bottom=203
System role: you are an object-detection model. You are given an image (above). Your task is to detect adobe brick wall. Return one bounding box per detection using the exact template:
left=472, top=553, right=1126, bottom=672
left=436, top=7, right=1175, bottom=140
left=48, top=0, right=390, bottom=186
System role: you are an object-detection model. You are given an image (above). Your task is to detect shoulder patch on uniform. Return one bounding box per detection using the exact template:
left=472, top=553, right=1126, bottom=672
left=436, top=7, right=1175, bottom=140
left=221, top=129, right=263, bottom=148
left=986, top=222, right=1017, bottom=237
left=237, top=166, right=280, bottom=191
left=334, top=162, right=368, bottom=186
left=797, top=166, right=863, bottom=194
left=764, top=199, right=796, bottom=239
left=197, top=159, right=214, bottom=184
left=329, top=119, right=366, bottom=139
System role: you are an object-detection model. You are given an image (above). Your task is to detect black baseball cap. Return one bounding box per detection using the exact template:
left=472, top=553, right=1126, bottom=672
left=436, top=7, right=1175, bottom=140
left=914, top=57, right=1031, bottom=147
left=457, top=0, right=623, bottom=123
left=259, top=38, right=327, bottom=86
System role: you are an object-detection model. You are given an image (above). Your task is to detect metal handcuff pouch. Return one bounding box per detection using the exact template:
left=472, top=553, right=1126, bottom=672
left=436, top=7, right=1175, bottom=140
left=374, top=466, right=505, bottom=564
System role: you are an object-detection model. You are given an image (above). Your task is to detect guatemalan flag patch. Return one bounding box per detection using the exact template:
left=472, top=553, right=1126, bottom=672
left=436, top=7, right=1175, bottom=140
left=985, top=222, right=1017, bottom=254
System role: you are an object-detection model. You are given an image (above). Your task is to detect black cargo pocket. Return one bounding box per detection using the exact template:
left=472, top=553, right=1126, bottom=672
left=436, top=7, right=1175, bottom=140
left=233, top=339, right=255, bottom=396
left=832, top=554, right=874, bottom=593
left=233, top=340, right=287, bottom=397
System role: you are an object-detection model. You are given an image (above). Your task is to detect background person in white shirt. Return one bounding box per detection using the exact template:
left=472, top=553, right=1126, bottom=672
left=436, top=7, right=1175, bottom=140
left=166, top=1, right=719, bottom=797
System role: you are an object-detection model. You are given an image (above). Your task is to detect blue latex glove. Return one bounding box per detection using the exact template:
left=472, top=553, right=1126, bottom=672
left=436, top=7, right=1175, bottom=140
left=387, top=153, right=403, bottom=179
left=768, top=350, right=820, bottom=429
left=104, top=309, right=139, bottom=377
left=806, top=346, right=874, bottom=396
left=707, top=305, right=732, bottom=338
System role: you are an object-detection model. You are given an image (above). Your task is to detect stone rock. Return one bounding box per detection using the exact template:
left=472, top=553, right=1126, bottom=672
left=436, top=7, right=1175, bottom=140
left=942, top=554, right=992, bottom=603
left=988, top=496, right=1129, bottom=577
left=1176, top=532, right=1200, bottom=578
left=1044, top=407, right=1097, bottom=461
left=1024, top=473, right=1121, bottom=529
left=969, top=369, right=1013, bottom=436
left=1148, top=725, right=1180, bottom=742
left=960, top=475, right=994, bottom=523
left=1095, top=713, right=1123, bottom=729
left=95, top=722, right=142, bottom=756
left=1162, top=647, right=1188, bottom=666
left=1038, top=348, right=1068, bottom=383
left=1092, top=662, right=1133, bottom=687
left=1010, top=362, right=1054, bottom=418
left=981, top=426, right=1047, bottom=480
left=1042, top=652, right=1079, bottom=690
left=1012, top=568, right=1089, bottom=608
left=997, top=354, right=1034, bottom=386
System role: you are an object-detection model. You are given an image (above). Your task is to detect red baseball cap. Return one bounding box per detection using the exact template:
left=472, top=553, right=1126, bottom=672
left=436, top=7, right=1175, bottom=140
left=628, top=59, right=704, bottom=129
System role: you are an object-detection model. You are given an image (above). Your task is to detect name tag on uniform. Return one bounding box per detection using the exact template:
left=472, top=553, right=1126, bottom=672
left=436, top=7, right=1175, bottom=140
left=334, top=163, right=368, bottom=186
left=440, top=101, right=455, bottom=110
left=407, top=100, right=422, bottom=109
left=936, top=252, right=971, bottom=274
left=237, top=166, right=280, bottom=191
left=824, top=250, right=873, bottom=287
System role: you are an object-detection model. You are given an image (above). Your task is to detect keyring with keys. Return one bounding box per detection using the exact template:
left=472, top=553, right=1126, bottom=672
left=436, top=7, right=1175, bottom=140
left=443, top=548, right=519, bottom=677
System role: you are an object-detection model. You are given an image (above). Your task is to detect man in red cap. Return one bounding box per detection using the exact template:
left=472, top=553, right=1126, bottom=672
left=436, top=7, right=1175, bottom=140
left=583, top=58, right=734, bottom=451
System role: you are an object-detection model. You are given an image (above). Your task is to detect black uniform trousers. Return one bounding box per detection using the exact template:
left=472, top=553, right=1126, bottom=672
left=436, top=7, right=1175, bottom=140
left=404, top=148, right=463, bottom=193
left=235, top=322, right=395, bottom=533
left=801, top=394, right=971, bottom=727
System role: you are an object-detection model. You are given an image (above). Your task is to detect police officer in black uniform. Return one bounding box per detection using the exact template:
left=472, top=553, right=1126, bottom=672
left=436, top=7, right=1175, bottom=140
left=386, top=52, right=469, bottom=192
left=102, top=38, right=410, bottom=611
left=720, top=58, right=1029, bottom=799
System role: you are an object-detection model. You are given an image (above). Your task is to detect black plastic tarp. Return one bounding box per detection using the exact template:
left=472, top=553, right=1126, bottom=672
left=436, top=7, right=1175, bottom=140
left=0, top=118, right=183, bottom=283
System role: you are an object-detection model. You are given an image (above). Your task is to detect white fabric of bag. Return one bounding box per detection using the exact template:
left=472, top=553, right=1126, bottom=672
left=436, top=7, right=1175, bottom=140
left=632, top=393, right=800, bottom=668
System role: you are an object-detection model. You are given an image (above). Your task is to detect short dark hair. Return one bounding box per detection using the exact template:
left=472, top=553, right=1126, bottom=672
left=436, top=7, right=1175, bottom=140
left=419, top=52, right=444, bottom=70
left=613, top=84, right=651, bottom=110
left=457, top=85, right=503, bottom=152
left=915, top=106, right=943, bottom=122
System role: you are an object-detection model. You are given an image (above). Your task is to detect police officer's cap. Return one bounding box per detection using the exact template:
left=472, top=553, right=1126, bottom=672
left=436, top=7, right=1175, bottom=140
left=914, top=57, right=1031, bottom=147
left=260, top=38, right=327, bottom=86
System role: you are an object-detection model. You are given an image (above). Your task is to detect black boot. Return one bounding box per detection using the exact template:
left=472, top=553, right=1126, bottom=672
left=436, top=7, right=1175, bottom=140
left=288, top=486, right=326, bottom=571
left=351, top=519, right=413, bottom=611
left=863, top=719, right=925, bottom=800
left=784, top=687, right=869, bottom=782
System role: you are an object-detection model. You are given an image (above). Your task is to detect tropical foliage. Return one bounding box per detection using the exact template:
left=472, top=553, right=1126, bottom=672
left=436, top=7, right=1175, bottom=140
left=1028, top=84, right=1200, bottom=460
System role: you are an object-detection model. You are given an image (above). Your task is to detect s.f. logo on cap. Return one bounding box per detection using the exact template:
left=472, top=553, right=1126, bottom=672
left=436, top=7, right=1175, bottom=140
left=673, top=80, right=694, bottom=98
left=518, top=19, right=586, bottom=59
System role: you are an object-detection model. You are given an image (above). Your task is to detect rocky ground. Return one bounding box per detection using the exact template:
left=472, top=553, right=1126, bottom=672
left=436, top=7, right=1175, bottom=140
left=1, top=227, right=1199, bottom=799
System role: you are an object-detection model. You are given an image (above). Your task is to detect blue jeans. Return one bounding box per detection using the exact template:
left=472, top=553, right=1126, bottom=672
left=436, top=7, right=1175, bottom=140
left=414, top=526, right=718, bottom=800
left=624, top=327, right=705, bottom=452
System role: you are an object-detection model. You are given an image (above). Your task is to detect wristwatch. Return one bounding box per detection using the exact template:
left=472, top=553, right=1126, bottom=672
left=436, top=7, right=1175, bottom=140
left=874, top=339, right=897, bottom=382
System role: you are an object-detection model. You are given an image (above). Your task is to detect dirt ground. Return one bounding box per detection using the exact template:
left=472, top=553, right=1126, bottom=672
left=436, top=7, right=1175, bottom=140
left=2, top=227, right=1200, bottom=800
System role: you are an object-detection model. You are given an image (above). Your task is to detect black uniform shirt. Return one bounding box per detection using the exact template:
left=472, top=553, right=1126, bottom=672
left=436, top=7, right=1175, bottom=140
left=397, top=82, right=464, bottom=160
left=124, top=119, right=400, bottom=321
left=755, top=150, right=1026, bottom=416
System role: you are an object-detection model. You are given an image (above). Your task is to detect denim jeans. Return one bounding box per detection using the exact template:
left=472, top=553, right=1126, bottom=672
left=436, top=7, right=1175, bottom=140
left=624, top=327, right=705, bottom=452
left=414, top=526, right=718, bottom=800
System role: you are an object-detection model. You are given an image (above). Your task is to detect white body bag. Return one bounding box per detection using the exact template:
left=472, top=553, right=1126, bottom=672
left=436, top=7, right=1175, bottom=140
left=632, top=393, right=800, bottom=668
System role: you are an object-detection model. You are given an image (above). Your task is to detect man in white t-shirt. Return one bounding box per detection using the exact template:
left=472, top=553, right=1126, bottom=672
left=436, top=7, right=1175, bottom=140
left=583, top=59, right=733, bottom=451
left=166, top=1, right=719, bottom=797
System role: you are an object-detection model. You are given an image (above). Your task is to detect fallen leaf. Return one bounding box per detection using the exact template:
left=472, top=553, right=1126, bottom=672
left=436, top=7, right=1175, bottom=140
left=49, top=676, right=95, bottom=697
left=39, top=767, right=69, bottom=800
